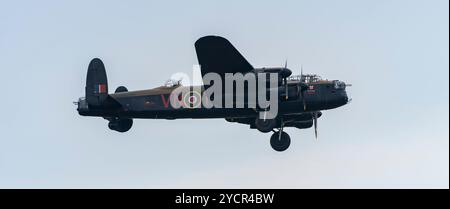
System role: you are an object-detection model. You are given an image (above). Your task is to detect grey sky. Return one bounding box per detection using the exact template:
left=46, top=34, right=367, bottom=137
left=0, top=0, right=448, bottom=188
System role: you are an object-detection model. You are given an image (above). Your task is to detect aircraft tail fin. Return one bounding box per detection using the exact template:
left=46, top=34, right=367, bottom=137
left=85, top=58, right=109, bottom=106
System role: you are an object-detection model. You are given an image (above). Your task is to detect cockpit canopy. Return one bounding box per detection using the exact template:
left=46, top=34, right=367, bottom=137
left=333, top=80, right=346, bottom=90
left=164, top=79, right=182, bottom=87
left=287, top=74, right=322, bottom=83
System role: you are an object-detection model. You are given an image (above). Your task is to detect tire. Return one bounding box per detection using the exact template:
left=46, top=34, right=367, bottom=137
left=270, top=131, right=291, bottom=152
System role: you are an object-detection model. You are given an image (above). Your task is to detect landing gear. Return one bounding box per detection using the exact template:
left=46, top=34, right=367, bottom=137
left=270, top=131, right=291, bottom=152
left=268, top=119, right=290, bottom=152
left=108, top=118, right=133, bottom=132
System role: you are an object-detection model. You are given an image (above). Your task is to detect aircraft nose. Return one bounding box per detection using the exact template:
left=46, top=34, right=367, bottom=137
left=340, top=91, right=349, bottom=105
left=342, top=90, right=353, bottom=105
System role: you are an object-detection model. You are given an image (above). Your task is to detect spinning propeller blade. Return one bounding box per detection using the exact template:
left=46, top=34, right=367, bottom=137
left=300, top=65, right=307, bottom=110
left=301, top=65, right=303, bottom=78
left=313, top=112, right=318, bottom=140
left=284, top=60, right=288, bottom=100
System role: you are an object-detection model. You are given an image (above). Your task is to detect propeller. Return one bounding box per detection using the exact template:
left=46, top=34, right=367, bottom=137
left=301, top=64, right=303, bottom=79
left=284, top=60, right=288, bottom=100
left=313, top=111, right=318, bottom=140
left=298, top=65, right=307, bottom=110
left=300, top=86, right=307, bottom=110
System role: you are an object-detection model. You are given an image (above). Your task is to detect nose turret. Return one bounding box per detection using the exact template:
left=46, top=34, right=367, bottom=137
left=328, top=80, right=350, bottom=108
left=341, top=90, right=349, bottom=105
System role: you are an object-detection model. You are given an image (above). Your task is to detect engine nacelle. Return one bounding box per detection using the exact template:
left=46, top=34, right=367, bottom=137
left=286, top=120, right=313, bottom=129
left=285, top=112, right=322, bottom=121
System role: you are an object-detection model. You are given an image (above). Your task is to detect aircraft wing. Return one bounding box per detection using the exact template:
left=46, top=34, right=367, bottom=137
left=195, top=36, right=254, bottom=78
